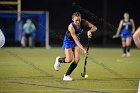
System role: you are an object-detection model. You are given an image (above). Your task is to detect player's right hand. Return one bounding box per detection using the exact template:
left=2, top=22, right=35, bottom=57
left=113, top=34, right=119, bottom=38
left=84, top=50, right=87, bottom=53
left=84, top=50, right=88, bottom=56
left=116, top=34, right=119, bottom=37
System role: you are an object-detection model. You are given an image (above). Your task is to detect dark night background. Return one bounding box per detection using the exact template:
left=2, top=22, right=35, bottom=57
left=0, top=0, right=140, bottom=47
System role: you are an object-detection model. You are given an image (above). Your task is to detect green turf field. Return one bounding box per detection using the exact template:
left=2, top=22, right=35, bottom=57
left=0, top=47, right=140, bottom=93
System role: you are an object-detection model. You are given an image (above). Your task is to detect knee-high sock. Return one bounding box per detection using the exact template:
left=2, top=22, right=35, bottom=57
left=58, top=57, right=66, bottom=63
left=126, top=46, right=130, bottom=53
left=66, top=62, right=77, bottom=76
left=123, top=46, right=127, bottom=54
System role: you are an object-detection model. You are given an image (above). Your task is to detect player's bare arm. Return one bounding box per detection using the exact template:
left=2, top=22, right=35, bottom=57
left=116, top=20, right=123, bottom=36
left=82, top=19, right=97, bottom=38
left=82, top=19, right=97, bottom=32
left=130, top=19, right=135, bottom=33
left=68, top=24, right=86, bottom=53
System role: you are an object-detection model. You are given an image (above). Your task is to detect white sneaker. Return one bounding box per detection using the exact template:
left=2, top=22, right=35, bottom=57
left=126, top=52, right=130, bottom=57
left=122, top=54, right=126, bottom=57
left=63, top=74, right=73, bottom=81
left=54, top=56, right=61, bottom=71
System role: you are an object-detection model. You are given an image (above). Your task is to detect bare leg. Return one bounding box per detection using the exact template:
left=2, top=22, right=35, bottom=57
left=21, top=36, right=26, bottom=47
left=65, top=47, right=80, bottom=76
left=74, top=47, right=80, bottom=64
left=122, top=40, right=127, bottom=55
left=64, top=48, right=73, bottom=63
left=29, top=36, right=33, bottom=48
left=126, top=37, right=132, bottom=52
left=126, top=37, right=132, bottom=56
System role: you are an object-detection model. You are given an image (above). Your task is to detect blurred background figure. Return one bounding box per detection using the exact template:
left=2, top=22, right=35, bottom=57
left=21, top=19, right=36, bottom=48
left=115, top=12, right=135, bottom=57
left=133, top=26, right=140, bottom=49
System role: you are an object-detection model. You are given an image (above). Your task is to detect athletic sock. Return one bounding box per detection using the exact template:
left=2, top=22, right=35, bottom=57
left=123, top=46, right=127, bottom=54
left=58, top=57, right=66, bottom=63
left=126, top=46, right=130, bottom=53
left=66, top=62, right=77, bottom=76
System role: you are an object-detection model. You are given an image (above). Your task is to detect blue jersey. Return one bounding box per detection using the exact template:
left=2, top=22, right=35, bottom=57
left=121, top=19, right=132, bottom=39
left=62, top=21, right=84, bottom=49
left=122, top=19, right=132, bottom=30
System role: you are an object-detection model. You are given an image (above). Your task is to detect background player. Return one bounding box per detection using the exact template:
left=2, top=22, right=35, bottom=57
left=21, top=19, right=36, bottom=48
left=115, top=12, right=135, bottom=57
left=54, top=12, right=97, bottom=81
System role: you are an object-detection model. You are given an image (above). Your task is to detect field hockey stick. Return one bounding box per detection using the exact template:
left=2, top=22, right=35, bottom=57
left=112, top=34, right=121, bottom=38
left=81, top=38, right=90, bottom=77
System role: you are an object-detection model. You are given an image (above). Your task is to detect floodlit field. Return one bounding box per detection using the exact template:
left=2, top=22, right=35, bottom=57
left=0, top=47, right=140, bottom=93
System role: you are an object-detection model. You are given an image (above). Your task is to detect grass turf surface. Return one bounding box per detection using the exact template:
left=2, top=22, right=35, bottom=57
left=0, top=47, right=140, bottom=93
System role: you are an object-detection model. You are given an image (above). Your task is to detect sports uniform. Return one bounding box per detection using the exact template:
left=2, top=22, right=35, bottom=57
left=54, top=12, right=97, bottom=81
left=62, top=21, right=84, bottom=49
left=121, top=19, right=132, bottom=40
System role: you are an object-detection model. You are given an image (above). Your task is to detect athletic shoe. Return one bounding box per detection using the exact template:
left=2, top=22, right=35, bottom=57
left=126, top=52, right=130, bottom=57
left=122, top=54, right=126, bottom=57
left=63, top=74, right=73, bottom=81
left=54, top=56, right=61, bottom=71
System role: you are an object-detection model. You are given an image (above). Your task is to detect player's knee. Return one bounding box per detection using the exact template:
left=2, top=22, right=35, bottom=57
left=74, top=58, right=80, bottom=64
left=74, top=61, right=79, bottom=64
left=75, top=58, right=80, bottom=62
left=65, top=58, right=73, bottom=63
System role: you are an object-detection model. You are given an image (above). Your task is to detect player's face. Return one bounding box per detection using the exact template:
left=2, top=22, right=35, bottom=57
left=124, top=13, right=129, bottom=19
left=27, top=19, right=32, bottom=24
left=72, top=16, right=81, bottom=26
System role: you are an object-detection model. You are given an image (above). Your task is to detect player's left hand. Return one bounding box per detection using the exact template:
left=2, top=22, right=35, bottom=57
left=87, top=31, right=92, bottom=38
